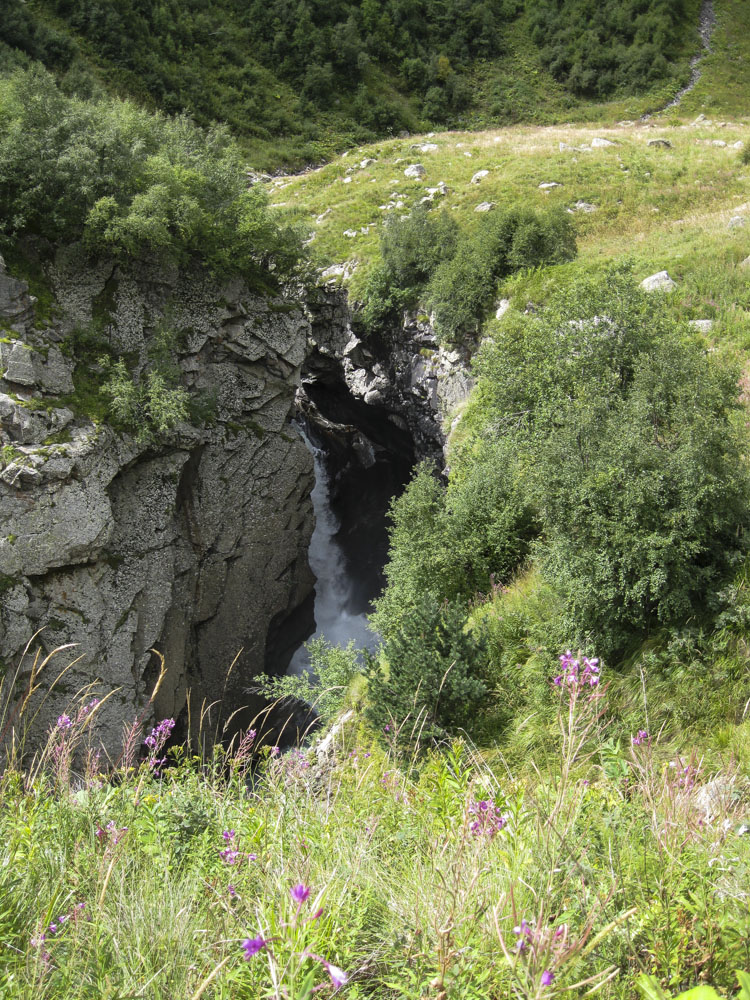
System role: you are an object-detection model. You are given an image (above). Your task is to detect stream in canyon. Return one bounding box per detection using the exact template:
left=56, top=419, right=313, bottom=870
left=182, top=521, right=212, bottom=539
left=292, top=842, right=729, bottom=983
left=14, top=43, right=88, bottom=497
left=287, top=427, right=379, bottom=675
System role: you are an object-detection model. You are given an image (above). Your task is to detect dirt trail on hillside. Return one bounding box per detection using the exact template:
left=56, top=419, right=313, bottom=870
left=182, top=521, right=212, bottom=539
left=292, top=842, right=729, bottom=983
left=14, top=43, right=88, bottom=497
left=643, top=0, right=716, bottom=119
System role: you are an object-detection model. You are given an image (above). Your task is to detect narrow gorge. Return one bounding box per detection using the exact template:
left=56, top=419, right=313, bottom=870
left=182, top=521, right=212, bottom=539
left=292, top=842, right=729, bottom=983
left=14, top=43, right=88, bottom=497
left=0, top=251, right=471, bottom=751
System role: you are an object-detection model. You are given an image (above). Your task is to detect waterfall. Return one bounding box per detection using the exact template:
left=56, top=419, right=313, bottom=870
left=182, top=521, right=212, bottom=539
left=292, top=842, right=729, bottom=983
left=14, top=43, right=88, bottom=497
left=288, top=428, right=377, bottom=675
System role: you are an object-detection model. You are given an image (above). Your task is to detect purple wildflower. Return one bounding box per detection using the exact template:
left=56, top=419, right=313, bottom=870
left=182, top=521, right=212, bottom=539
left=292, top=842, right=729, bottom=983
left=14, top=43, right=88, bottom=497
left=222, top=829, right=236, bottom=842
left=242, top=936, right=267, bottom=959
left=632, top=729, right=649, bottom=746
left=228, top=885, right=237, bottom=898
left=219, top=848, right=240, bottom=865
left=541, top=970, right=555, bottom=987
left=270, top=746, right=280, bottom=757
left=57, top=715, right=72, bottom=730
left=326, top=962, right=348, bottom=988
left=291, top=883, right=311, bottom=904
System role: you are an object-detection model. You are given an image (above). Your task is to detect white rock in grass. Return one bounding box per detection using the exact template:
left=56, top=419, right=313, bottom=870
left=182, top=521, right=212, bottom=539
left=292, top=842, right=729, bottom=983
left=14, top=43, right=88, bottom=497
left=689, top=319, right=714, bottom=333
left=414, top=142, right=438, bottom=153
left=640, top=270, right=677, bottom=292
left=360, top=157, right=377, bottom=168
left=471, top=170, right=489, bottom=184
left=592, top=137, right=617, bottom=148
left=474, top=201, right=495, bottom=212
left=539, top=181, right=562, bottom=190
left=404, top=163, right=426, bottom=179
left=342, top=176, right=352, bottom=184
left=729, top=215, right=746, bottom=229
left=570, top=201, right=597, bottom=213
left=315, top=208, right=331, bottom=224
left=733, top=140, right=744, bottom=149
left=495, top=299, right=511, bottom=320
left=712, top=140, right=727, bottom=147
left=343, top=229, right=358, bottom=238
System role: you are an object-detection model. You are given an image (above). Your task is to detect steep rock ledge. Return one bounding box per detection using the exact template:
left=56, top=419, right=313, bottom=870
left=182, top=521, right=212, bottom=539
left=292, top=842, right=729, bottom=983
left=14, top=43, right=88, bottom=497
left=0, top=255, right=471, bottom=753
left=0, top=249, right=314, bottom=749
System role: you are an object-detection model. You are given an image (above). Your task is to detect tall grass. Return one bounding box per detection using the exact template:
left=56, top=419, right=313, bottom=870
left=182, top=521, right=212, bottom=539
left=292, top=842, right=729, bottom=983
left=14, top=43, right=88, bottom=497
left=0, top=645, right=748, bottom=999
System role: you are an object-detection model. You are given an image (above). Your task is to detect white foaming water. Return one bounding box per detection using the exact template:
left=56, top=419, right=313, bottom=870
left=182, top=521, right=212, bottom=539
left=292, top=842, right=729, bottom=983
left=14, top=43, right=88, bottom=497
left=288, top=429, right=377, bottom=676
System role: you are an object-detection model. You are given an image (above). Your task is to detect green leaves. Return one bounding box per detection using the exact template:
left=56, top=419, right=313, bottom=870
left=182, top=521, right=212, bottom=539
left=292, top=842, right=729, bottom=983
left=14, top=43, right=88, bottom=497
left=636, top=972, right=750, bottom=1000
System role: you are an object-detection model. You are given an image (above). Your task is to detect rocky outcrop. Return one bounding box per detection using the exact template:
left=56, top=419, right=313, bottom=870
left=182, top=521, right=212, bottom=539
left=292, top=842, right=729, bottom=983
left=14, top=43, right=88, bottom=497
left=306, top=286, right=473, bottom=464
left=0, top=253, right=471, bottom=755
left=0, top=248, right=314, bottom=751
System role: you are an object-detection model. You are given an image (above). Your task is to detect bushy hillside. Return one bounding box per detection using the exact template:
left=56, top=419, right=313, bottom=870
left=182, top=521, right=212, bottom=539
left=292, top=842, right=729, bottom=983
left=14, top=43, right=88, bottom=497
left=1, top=0, right=705, bottom=167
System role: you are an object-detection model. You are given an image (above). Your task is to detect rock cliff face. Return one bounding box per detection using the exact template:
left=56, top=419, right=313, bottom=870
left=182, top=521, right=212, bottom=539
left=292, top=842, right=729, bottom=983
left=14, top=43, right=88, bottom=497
left=0, top=254, right=471, bottom=753
left=0, top=248, right=315, bottom=749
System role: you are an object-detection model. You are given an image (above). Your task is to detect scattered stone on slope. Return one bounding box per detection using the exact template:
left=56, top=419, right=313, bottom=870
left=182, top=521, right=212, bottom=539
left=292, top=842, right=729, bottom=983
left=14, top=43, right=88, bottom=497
left=689, top=319, right=714, bottom=332
left=640, top=270, right=677, bottom=292
left=404, top=163, right=426, bottom=179
left=359, top=158, right=377, bottom=168
left=474, top=202, right=495, bottom=212
left=413, top=142, right=438, bottom=153
left=539, top=181, right=562, bottom=190
left=495, top=299, right=510, bottom=320
left=739, top=256, right=750, bottom=269
left=569, top=201, right=597, bottom=213
left=471, top=170, right=489, bottom=184
left=712, top=139, right=727, bottom=147
left=592, top=137, right=617, bottom=148
left=729, top=215, right=746, bottom=229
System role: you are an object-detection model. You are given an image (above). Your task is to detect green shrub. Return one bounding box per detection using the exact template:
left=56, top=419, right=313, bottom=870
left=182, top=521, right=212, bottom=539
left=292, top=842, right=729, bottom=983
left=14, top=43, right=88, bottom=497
left=360, top=207, right=458, bottom=330
left=0, top=67, right=305, bottom=287
left=366, top=593, right=489, bottom=741
left=468, top=268, right=750, bottom=653
left=427, top=207, right=576, bottom=342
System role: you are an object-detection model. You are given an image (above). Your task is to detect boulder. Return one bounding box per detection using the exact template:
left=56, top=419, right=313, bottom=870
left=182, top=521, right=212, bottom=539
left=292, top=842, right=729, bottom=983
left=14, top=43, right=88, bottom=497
left=729, top=215, right=746, bottom=229
left=539, top=181, right=562, bottom=190
left=0, top=340, right=36, bottom=386
left=591, top=137, right=617, bottom=148
left=570, top=201, right=597, bottom=213
left=640, top=270, right=677, bottom=292
left=474, top=201, right=495, bottom=212
left=404, top=163, right=426, bottom=179
left=471, top=170, right=489, bottom=184
left=359, top=158, right=377, bottom=168
left=689, top=319, right=714, bottom=333
left=712, top=140, right=727, bottom=147
left=413, top=143, right=438, bottom=153
left=495, top=299, right=510, bottom=320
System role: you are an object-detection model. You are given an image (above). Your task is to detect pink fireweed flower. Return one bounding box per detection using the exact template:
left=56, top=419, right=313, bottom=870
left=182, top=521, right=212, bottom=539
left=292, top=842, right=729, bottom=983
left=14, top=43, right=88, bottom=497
left=242, top=936, right=267, bottom=959
left=326, top=962, right=348, bottom=988
left=291, top=883, right=311, bottom=904
left=468, top=799, right=507, bottom=838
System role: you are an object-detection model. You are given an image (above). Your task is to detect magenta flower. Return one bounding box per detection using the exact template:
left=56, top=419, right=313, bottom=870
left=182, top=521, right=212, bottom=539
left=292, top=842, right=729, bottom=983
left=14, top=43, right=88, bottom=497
left=57, top=714, right=73, bottom=730
left=632, top=729, right=649, bottom=746
left=291, top=883, right=311, bottom=904
left=222, top=829, right=236, bottom=842
left=270, top=746, right=280, bottom=757
left=242, top=936, right=267, bottom=959
left=541, top=970, right=555, bottom=987
left=325, top=962, right=348, bottom=988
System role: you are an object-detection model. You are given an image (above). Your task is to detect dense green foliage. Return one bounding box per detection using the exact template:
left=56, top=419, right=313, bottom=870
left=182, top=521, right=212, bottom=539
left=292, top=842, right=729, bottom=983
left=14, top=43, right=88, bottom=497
left=1, top=0, right=704, bottom=166
left=370, top=270, right=750, bottom=735
left=362, top=205, right=576, bottom=341
left=527, top=0, right=694, bottom=96
left=0, top=66, right=304, bottom=286
left=366, top=594, right=489, bottom=739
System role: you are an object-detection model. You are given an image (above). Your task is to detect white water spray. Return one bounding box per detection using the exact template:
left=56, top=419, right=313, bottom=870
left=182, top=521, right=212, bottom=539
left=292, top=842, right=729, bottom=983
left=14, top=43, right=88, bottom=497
left=288, top=429, right=377, bottom=675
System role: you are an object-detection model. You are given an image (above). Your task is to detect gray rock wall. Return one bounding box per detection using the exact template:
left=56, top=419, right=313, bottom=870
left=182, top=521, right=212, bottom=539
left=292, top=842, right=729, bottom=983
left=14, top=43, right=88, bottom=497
left=0, top=249, right=314, bottom=751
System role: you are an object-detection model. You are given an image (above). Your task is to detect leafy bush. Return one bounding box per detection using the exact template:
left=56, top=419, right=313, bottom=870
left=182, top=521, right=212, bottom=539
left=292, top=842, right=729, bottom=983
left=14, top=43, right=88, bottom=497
left=468, top=268, right=750, bottom=652
left=362, top=206, right=575, bottom=340
left=360, top=207, right=458, bottom=330
left=0, top=67, right=305, bottom=287
left=427, top=207, right=576, bottom=342
left=527, top=0, right=692, bottom=97
left=366, top=593, right=489, bottom=741
left=101, top=359, right=189, bottom=445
